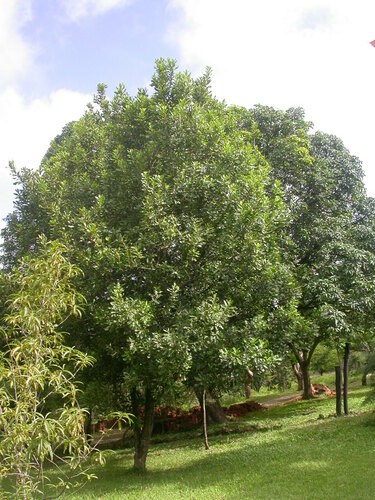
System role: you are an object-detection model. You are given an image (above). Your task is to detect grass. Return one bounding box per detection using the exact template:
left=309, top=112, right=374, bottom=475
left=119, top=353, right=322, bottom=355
left=3, top=375, right=373, bottom=498
left=61, top=378, right=375, bottom=500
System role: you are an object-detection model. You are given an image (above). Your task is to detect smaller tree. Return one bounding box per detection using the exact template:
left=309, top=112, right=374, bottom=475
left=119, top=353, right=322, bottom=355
left=0, top=238, right=97, bottom=499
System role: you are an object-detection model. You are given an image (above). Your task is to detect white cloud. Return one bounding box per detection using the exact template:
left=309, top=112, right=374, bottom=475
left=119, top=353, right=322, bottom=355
left=0, top=87, right=90, bottom=171
left=61, top=0, right=133, bottom=21
left=0, top=88, right=91, bottom=223
left=169, top=0, right=375, bottom=196
left=0, top=0, right=33, bottom=88
left=0, top=2, right=91, bottom=226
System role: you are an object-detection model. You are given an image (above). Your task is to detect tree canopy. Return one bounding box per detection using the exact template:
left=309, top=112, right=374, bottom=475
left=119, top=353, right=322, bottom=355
left=241, top=105, right=375, bottom=397
left=1, top=59, right=295, bottom=469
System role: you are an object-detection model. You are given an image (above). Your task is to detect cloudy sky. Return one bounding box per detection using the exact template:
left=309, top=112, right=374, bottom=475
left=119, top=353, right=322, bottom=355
left=1, top=0, right=375, bottom=227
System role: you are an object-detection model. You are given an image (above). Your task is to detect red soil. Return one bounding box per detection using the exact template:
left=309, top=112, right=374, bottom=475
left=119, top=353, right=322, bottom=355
left=94, top=400, right=266, bottom=434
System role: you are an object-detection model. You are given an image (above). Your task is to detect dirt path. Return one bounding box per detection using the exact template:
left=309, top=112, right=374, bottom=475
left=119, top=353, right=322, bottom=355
left=261, top=392, right=301, bottom=408
left=93, top=393, right=304, bottom=447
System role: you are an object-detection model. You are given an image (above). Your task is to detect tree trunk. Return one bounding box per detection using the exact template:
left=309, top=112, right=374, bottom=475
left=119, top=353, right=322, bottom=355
left=244, top=381, right=251, bottom=399
left=292, top=363, right=303, bottom=391
left=292, top=345, right=319, bottom=400
left=132, top=387, right=154, bottom=472
left=202, top=390, right=209, bottom=450
left=335, top=365, right=342, bottom=416
left=244, top=368, right=253, bottom=399
left=343, top=343, right=350, bottom=415
left=194, top=387, right=227, bottom=424
left=300, top=360, right=314, bottom=399
left=362, top=372, right=367, bottom=386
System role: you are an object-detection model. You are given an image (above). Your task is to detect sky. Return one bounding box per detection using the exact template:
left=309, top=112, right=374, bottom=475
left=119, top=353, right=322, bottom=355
left=1, top=0, right=375, bottom=227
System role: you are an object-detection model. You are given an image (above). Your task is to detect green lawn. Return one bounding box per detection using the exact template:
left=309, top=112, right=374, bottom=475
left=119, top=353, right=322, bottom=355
left=63, top=381, right=375, bottom=500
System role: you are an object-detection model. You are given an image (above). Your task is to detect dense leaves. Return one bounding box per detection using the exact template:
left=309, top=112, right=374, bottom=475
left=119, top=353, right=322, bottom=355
left=242, top=105, right=375, bottom=397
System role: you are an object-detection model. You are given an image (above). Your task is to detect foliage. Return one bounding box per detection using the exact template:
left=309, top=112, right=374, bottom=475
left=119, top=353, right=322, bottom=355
left=362, top=351, right=375, bottom=381
left=1, top=59, right=291, bottom=457
left=310, top=344, right=338, bottom=375
left=79, top=381, right=123, bottom=422
left=238, top=105, right=375, bottom=396
left=0, top=238, right=97, bottom=499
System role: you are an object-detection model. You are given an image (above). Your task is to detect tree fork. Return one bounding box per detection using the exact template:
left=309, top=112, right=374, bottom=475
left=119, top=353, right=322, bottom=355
left=194, top=387, right=226, bottom=424
left=291, top=343, right=320, bottom=399
left=292, top=363, right=303, bottom=391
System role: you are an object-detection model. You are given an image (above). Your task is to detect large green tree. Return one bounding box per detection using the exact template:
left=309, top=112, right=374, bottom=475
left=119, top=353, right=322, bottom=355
left=2, top=60, right=290, bottom=469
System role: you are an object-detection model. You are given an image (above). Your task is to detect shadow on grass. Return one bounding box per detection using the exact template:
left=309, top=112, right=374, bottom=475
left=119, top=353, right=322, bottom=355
left=70, top=409, right=375, bottom=499
left=37, top=386, right=372, bottom=499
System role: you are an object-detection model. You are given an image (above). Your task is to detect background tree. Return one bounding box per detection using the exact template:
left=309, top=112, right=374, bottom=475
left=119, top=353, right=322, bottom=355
left=310, top=344, right=338, bottom=376
left=239, top=105, right=375, bottom=398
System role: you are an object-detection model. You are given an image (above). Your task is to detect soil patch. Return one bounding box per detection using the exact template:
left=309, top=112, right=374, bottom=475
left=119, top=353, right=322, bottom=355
left=93, top=400, right=266, bottom=436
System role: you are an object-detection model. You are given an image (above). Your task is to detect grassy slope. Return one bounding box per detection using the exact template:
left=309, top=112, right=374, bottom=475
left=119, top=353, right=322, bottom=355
left=69, top=380, right=375, bottom=500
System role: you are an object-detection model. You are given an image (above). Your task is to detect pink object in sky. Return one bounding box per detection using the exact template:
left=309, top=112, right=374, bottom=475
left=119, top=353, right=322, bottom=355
left=370, top=40, right=375, bottom=47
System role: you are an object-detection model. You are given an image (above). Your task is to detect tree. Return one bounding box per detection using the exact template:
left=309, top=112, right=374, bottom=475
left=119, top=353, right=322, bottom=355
left=1, top=60, right=290, bottom=469
left=243, top=105, right=375, bottom=398
left=0, top=238, right=96, bottom=499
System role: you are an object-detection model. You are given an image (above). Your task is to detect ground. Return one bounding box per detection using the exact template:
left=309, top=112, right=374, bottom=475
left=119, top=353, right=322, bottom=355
left=64, top=375, right=375, bottom=499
